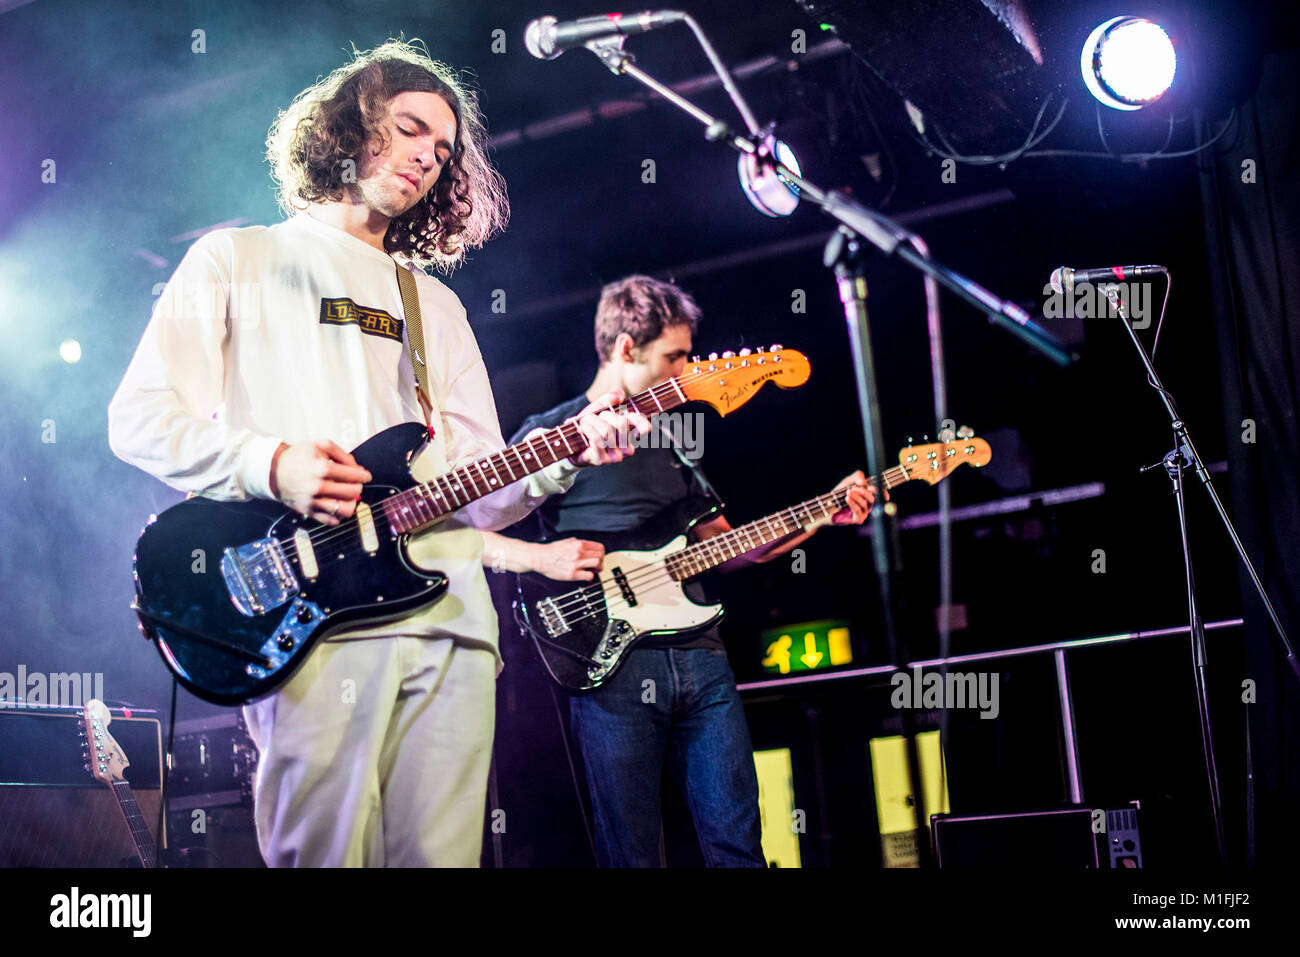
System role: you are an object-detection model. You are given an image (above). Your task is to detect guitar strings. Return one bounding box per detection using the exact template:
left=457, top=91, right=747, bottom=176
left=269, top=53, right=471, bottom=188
left=540, top=469, right=914, bottom=626
left=281, top=364, right=712, bottom=557
left=552, top=464, right=908, bottom=609
left=540, top=454, right=934, bottom=625
left=541, top=486, right=861, bottom=618
left=243, top=368, right=706, bottom=572
left=235, top=362, right=753, bottom=580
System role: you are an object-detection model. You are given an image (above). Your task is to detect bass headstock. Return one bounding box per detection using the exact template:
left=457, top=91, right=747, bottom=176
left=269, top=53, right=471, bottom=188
left=899, top=432, right=991, bottom=485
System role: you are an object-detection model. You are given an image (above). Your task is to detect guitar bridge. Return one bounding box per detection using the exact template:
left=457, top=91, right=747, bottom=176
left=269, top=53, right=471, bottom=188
left=221, top=538, right=298, bottom=617
left=537, top=596, right=571, bottom=637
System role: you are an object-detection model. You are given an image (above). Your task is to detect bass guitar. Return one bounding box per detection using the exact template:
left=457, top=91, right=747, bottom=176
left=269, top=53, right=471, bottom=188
left=515, top=433, right=991, bottom=691
left=130, top=346, right=810, bottom=705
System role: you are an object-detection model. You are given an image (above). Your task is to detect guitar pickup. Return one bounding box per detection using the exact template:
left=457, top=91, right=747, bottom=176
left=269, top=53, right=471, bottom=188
left=221, top=538, right=298, bottom=617
left=611, top=567, right=637, bottom=607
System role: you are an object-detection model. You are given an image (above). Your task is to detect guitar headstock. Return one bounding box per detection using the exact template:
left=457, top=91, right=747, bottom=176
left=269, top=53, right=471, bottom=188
left=899, top=433, right=991, bottom=485
left=81, top=699, right=131, bottom=786
left=677, top=345, right=810, bottom=417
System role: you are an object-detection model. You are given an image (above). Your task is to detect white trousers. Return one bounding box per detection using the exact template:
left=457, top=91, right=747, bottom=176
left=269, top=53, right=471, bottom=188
left=242, top=635, right=495, bottom=867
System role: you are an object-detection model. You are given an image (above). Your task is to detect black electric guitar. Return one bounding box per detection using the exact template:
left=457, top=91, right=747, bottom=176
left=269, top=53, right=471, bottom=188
left=130, top=346, right=810, bottom=705
left=516, top=433, right=991, bottom=691
left=81, top=699, right=158, bottom=868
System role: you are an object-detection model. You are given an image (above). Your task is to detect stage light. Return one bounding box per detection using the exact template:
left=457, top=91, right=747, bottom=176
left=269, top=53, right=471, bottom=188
left=738, top=134, right=801, bottom=217
left=59, top=339, right=82, bottom=364
left=1081, top=16, right=1176, bottom=110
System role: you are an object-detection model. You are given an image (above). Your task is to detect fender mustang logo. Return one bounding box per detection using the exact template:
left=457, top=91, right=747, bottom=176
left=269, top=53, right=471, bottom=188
left=319, top=297, right=404, bottom=343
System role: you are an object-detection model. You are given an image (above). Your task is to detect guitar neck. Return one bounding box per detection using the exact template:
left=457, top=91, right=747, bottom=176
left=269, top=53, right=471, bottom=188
left=382, top=378, right=692, bottom=536
left=110, top=780, right=157, bottom=869
left=665, top=462, right=912, bottom=580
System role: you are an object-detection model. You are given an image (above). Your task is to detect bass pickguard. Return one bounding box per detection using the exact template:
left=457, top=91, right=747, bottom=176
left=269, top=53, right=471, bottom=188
left=515, top=497, right=725, bottom=691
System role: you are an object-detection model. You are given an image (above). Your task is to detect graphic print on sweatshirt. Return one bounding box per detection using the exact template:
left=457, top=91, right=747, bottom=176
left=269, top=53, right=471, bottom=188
left=319, top=297, right=404, bottom=343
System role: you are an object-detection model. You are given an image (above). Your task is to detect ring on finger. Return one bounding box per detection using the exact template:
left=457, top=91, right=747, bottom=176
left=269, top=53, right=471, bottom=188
left=328, top=501, right=338, bottom=516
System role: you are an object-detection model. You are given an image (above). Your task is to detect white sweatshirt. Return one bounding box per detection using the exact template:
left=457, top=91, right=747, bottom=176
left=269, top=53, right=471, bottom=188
left=108, top=211, right=577, bottom=659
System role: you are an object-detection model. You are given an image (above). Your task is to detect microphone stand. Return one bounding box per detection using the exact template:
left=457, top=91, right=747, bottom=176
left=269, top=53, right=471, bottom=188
left=577, top=19, right=1075, bottom=867
left=1103, top=282, right=1300, bottom=866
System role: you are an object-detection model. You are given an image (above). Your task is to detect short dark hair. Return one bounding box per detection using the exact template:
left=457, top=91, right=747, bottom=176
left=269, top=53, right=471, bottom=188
left=594, top=275, right=701, bottom=363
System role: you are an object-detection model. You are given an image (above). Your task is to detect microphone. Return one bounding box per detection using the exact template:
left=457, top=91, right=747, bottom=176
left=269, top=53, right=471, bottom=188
left=524, top=10, right=685, bottom=60
left=1050, top=264, right=1166, bottom=293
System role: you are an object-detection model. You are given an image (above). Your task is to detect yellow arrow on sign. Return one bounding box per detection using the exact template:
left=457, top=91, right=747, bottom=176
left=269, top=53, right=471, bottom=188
left=800, top=632, right=823, bottom=668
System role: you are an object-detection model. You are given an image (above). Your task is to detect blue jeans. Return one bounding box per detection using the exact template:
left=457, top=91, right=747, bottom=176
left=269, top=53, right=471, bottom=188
left=569, top=646, right=765, bottom=867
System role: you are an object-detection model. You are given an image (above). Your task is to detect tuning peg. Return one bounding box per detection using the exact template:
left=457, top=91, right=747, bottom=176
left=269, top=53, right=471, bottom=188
left=957, top=425, right=974, bottom=438
left=708, top=352, right=718, bottom=361
left=738, top=347, right=752, bottom=356
left=690, top=355, right=700, bottom=363
left=938, top=426, right=955, bottom=443
left=770, top=343, right=783, bottom=352
left=755, top=345, right=765, bottom=353
left=721, top=350, right=735, bottom=359
left=905, top=435, right=913, bottom=445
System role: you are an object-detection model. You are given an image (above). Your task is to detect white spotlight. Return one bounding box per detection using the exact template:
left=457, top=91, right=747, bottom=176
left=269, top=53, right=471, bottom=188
left=1082, top=16, right=1177, bottom=110
left=59, top=339, right=82, bottom=364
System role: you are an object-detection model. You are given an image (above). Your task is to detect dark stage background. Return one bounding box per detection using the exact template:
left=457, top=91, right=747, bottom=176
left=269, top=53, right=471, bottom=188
left=1, top=0, right=1296, bottom=867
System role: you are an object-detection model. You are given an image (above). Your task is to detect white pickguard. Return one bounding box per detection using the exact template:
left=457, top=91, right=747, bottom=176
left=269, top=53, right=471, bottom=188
left=598, top=536, right=723, bottom=635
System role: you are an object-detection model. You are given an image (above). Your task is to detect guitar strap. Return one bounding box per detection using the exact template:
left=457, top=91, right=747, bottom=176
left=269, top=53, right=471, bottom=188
left=395, top=263, right=436, bottom=438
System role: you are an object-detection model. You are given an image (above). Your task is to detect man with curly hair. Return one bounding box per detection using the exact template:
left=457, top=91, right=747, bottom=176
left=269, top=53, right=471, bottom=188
left=108, top=40, right=646, bottom=867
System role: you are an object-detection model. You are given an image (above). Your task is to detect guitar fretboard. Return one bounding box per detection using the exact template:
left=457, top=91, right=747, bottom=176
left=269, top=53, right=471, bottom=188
left=379, top=377, right=690, bottom=535
left=110, top=779, right=157, bottom=869
left=665, top=464, right=911, bottom=580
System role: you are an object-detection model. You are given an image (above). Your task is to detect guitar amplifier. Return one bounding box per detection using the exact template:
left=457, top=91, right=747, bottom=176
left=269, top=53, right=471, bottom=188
left=931, top=806, right=1143, bottom=868
left=0, top=706, right=164, bottom=866
left=169, top=711, right=258, bottom=802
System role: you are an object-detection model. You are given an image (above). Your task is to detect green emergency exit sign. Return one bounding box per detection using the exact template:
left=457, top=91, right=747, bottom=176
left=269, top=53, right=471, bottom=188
left=760, top=620, right=853, bottom=675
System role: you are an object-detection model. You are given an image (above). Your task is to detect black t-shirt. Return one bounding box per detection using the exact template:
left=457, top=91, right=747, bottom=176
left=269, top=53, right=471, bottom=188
left=508, top=394, right=724, bottom=651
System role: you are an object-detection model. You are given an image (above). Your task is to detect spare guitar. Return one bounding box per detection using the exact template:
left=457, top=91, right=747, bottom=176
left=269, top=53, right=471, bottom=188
left=515, top=433, right=992, bottom=691
left=131, top=346, right=810, bottom=705
left=81, top=699, right=158, bottom=868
